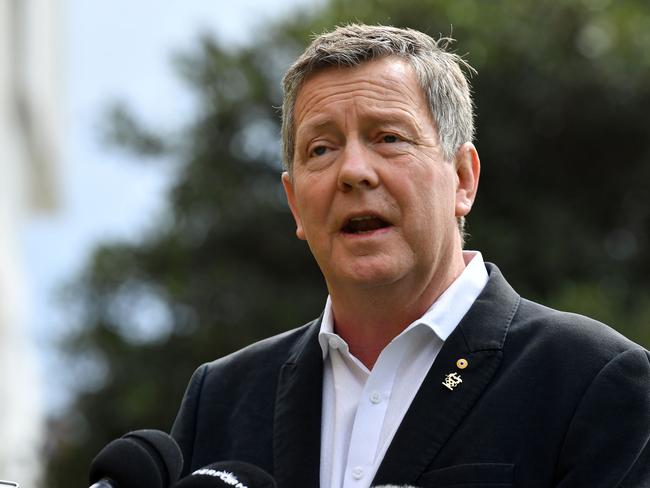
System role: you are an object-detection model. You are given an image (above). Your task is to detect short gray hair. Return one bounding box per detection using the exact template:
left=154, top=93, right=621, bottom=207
left=281, top=23, right=476, bottom=173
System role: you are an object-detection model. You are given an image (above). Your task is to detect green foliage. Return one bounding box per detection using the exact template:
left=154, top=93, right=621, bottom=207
left=47, top=1, right=649, bottom=486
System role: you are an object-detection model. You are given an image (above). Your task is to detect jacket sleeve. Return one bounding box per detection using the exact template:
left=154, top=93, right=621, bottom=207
left=170, top=364, right=208, bottom=478
left=555, top=347, right=650, bottom=487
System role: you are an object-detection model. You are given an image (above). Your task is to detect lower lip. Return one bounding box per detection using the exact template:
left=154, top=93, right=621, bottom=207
left=340, top=226, right=393, bottom=238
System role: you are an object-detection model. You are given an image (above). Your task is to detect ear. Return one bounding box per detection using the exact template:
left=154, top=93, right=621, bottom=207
left=281, top=172, right=306, bottom=240
left=454, top=142, right=480, bottom=218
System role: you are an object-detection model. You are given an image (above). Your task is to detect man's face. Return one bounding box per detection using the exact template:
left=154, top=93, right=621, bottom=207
left=282, top=57, right=478, bottom=293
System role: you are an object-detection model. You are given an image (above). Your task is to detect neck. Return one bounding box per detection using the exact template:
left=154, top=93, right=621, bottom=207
left=329, top=251, right=467, bottom=369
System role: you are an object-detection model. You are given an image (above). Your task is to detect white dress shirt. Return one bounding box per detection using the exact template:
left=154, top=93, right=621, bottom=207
left=318, top=251, right=489, bottom=488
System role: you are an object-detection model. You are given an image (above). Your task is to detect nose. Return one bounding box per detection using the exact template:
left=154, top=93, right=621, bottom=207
left=337, top=141, right=379, bottom=192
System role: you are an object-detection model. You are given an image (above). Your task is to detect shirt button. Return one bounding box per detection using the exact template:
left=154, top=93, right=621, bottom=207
left=328, top=337, right=339, bottom=349
left=352, top=466, right=364, bottom=480
left=369, top=390, right=382, bottom=404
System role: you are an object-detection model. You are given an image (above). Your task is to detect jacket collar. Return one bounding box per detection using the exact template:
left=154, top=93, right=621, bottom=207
left=273, top=317, right=323, bottom=488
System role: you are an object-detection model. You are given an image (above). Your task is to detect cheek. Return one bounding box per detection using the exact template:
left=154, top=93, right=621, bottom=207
left=294, top=185, right=330, bottom=231
left=401, top=172, right=457, bottom=224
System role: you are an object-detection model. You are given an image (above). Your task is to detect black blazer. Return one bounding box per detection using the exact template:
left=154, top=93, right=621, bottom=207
left=171, top=264, right=650, bottom=487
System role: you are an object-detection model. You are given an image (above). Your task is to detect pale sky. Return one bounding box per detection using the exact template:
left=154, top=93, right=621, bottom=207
left=22, top=0, right=321, bottom=413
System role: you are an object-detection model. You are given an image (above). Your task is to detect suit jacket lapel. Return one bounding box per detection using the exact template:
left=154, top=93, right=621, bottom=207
left=373, top=264, right=521, bottom=486
left=273, top=319, right=323, bottom=488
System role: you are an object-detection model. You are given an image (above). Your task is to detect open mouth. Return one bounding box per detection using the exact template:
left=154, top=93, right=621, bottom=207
left=341, top=216, right=391, bottom=234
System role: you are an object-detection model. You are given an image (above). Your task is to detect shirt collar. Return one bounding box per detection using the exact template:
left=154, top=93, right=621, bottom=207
left=318, top=251, right=488, bottom=359
left=318, top=296, right=338, bottom=358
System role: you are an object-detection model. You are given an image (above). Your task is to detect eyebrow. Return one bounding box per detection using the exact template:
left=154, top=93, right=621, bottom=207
left=368, top=111, right=422, bottom=133
left=296, top=118, right=335, bottom=141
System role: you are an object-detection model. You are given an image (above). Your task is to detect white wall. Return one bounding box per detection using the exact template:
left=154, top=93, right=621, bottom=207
left=0, top=0, right=62, bottom=485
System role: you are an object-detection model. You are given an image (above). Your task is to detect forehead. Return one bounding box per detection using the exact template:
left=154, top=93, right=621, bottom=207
left=293, top=57, right=430, bottom=128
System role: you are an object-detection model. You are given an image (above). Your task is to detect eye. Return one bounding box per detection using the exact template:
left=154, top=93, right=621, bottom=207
left=381, top=134, right=400, bottom=143
left=310, top=145, right=329, bottom=157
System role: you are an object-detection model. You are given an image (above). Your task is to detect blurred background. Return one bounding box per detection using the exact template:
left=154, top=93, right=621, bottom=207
left=1, top=0, right=648, bottom=486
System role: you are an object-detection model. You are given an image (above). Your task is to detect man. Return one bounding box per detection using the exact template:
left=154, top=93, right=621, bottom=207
left=172, top=24, right=649, bottom=487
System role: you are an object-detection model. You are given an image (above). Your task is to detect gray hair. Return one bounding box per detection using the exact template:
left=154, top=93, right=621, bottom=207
left=281, top=23, right=476, bottom=173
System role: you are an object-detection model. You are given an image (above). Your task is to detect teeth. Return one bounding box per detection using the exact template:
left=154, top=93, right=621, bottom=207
left=350, top=216, right=375, bottom=222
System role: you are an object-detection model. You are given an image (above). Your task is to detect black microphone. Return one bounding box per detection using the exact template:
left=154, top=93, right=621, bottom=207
left=173, top=461, right=276, bottom=488
left=88, top=429, right=183, bottom=488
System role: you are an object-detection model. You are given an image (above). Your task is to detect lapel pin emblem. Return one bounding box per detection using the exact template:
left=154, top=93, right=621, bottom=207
left=442, top=372, right=463, bottom=391
left=456, top=358, right=468, bottom=369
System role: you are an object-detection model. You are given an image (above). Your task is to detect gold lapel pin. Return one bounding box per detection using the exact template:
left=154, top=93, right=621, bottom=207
left=456, top=358, right=468, bottom=369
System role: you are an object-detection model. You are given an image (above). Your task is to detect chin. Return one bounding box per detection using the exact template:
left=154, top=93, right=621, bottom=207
left=335, top=262, right=407, bottom=289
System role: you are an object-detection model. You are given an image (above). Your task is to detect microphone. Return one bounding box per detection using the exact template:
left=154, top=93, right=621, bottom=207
left=88, top=429, right=183, bottom=488
left=173, top=461, right=276, bottom=488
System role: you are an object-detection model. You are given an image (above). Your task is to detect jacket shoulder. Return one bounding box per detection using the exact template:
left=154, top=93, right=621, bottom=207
left=171, top=318, right=320, bottom=476
left=512, top=297, right=645, bottom=362
left=202, top=317, right=320, bottom=381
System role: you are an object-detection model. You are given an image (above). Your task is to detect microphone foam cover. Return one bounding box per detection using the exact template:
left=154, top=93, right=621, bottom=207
left=89, top=429, right=183, bottom=488
left=123, top=430, right=183, bottom=483
left=174, top=461, right=277, bottom=488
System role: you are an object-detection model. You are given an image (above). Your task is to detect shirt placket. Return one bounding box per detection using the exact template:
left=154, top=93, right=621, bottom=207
left=342, top=340, right=406, bottom=488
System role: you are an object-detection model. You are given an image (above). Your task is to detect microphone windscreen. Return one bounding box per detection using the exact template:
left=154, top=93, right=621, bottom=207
left=123, top=430, right=183, bottom=483
left=174, top=461, right=277, bottom=488
left=89, top=429, right=183, bottom=488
